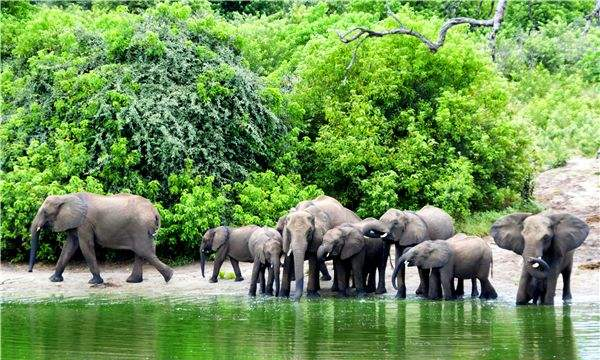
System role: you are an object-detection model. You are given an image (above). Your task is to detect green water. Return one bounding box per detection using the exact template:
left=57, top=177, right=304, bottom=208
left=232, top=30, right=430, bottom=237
left=1, top=297, right=598, bottom=360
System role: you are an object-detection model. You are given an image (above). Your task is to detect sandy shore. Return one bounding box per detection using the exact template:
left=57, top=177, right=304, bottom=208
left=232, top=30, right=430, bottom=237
left=1, top=157, right=598, bottom=303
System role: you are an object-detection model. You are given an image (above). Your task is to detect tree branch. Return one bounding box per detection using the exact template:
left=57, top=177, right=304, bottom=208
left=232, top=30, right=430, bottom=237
left=584, top=0, right=600, bottom=34
left=338, top=0, right=507, bottom=55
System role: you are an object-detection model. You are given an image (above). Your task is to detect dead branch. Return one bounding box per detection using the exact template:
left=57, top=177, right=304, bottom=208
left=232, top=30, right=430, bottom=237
left=337, top=0, right=507, bottom=57
left=584, top=0, right=600, bottom=34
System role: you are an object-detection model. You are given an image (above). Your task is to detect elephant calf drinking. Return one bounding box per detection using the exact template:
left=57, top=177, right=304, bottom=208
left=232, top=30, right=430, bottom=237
left=398, top=234, right=497, bottom=300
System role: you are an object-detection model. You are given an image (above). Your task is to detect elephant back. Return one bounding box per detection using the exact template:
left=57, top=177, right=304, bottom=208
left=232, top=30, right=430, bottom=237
left=310, top=196, right=360, bottom=227
left=417, top=205, right=455, bottom=240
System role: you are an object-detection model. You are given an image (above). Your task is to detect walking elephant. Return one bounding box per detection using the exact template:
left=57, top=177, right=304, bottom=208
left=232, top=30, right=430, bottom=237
left=28, top=192, right=173, bottom=284
left=317, top=222, right=387, bottom=297
left=398, top=234, right=497, bottom=300
left=248, top=227, right=283, bottom=297
left=361, top=205, right=455, bottom=298
left=200, top=225, right=259, bottom=283
left=278, top=195, right=361, bottom=300
left=491, top=213, right=589, bottom=305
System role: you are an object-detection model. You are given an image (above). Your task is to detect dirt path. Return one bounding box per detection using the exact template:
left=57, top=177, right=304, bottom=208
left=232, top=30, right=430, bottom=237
left=1, top=157, right=598, bottom=302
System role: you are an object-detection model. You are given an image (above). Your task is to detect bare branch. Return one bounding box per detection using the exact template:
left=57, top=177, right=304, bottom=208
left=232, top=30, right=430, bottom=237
left=584, top=0, right=600, bottom=34
left=338, top=0, right=507, bottom=56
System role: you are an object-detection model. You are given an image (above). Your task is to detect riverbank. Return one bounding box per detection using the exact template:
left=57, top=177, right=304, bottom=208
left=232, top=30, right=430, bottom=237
left=1, top=157, right=598, bottom=302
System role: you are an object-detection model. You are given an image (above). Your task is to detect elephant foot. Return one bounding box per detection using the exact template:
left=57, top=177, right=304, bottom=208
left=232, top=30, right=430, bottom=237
left=320, top=274, right=332, bottom=281
left=563, top=293, right=572, bottom=301
left=395, top=286, right=407, bottom=299
left=235, top=276, right=244, bottom=282
left=126, top=274, right=143, bottom=283
left=49, top=274, right=64, bottom=282
left=306, top=291, right=320, bottom=299
left=88, top=275, right=104, bottom=285
left=292, top=292, right=302, bottom=301
left=375, top=287, right=387, bottom=295
left=209, top=277, right=218, bottom=283
left=265, top=290, right=274, bottom=296
left=356, top=291, right=367, bottom=298
left=162, top=268, right=173, bottom=283
left=470, top=290, right=479, bottom=298
left=331, top=283, right=339, bottom=292
left=336, top=291, right=349, bottom=299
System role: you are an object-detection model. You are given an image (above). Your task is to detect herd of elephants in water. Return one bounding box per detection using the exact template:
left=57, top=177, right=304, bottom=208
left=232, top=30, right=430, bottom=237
left=27, top=192, right=590, bottom=305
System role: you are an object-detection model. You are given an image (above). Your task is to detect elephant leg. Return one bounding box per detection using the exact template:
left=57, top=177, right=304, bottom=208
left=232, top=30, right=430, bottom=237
left=259, top=267, right=266, bottom=294
left=280, top=256, right=293, bottom=298
left=266, top=266, right=274, bottom=296
left=440, top=268, right=454, bottom=300
left=319, top=260, right=331, bottom=281
left=230, top=258, right=244, bottom=282
left=479, top=277, right=498, bottom=300
left=306, top=254, right=320, bottom=298
left=352, top=254, right=366, bottom=298
left=542, top=272, right=559, bottom=305
left=376, top=260, right=386, bottom=294
left=145, top=254, right=173, bottom=283
left=331, top=258, right=339, bottom=292
left=395, top=245, right=407, bottom=298
left=248, top=261, right=261, bottom=297
left=366, top=267, right=376, bottom=293
left=126, top=254, right=144, bottom=283
left=471, top=278, right=479, bottom=297
left=50, top=231, right=79, bottom=282
left=562, top=265, right=572, bottom=301
left=428, top=268, right=442, bottom=300
left=455, top=278, right=464, bottom=297
left=210, top=248, right=227, bottom=283
left=335, top=261, right=349, bottom=298
left=416, top=267, right=430, bottom=296
left=77, top=228, right=103, bottom=285
left=516, top=267, right=533, bottom=305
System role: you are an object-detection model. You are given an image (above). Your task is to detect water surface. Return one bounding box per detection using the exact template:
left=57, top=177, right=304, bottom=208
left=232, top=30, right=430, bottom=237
left=2, top=297, right=598, bottom=359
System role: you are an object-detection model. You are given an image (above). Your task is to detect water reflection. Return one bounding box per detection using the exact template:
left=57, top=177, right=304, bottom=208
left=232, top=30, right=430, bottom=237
left=1, top=298, right=597, bottom=359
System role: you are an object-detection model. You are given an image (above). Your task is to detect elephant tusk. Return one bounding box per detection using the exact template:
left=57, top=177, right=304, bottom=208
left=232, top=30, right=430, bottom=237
left=381, top=232, right=388, bottom=238
left=532, top=263, right=540, bottom=268
left=326, top=252, right=330, bottom=258
left=287, top=249, right=292, bottom=257
left=36, top=227, right=41, bottom=232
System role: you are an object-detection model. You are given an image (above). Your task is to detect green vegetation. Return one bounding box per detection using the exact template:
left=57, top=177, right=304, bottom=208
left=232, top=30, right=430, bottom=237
left=1, top=0, right=597, bottom=263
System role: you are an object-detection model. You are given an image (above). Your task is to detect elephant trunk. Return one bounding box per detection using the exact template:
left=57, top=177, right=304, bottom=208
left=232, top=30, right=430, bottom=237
left=292, top=244, right=307, bottom=300
left=523, top=246, right=549, bottom=279
left=391, top=257, right=402, bottom=290
left=316, top=244, right=331, bottom=261
left=28, top=211, right=45, bottom=272
left=274, top=257, right=281, bottom=297
left=200, top=250, right=206, bottom=278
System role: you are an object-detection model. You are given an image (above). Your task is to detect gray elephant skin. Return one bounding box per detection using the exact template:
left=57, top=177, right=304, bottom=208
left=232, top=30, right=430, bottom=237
left=491, top=213, right=589, bottom=305
left=361, top=205, right=454, bottom=298
left=399, top=234, right=497, bottom=300
left=29, top=192, right=173, bottom=284
left=317, top=221, right=387, bottom=297
left=200, top=225, right=259, bottom=283
left=248, top=227, right=283, bottom=297
left=278, top=195, right=361, bottom=300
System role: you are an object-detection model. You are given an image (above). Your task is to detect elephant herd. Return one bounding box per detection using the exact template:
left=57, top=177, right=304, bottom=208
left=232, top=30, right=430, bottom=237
left=28, top=192, right=589, bottom=305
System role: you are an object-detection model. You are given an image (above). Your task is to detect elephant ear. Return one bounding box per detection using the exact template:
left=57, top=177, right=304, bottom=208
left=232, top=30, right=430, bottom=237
left=212, top=227, right=230, bottom=251
left=53, top=195, right=87, bottom=232
left=398, top=212, right=427, bottom=246
left=276, top=215, right=287, bottom=234
left=419, top=241, right=451, bottom=269
left=282, top=228, right=291, bottom=256
left=257, top=242, right=267, bottom=264
left=490, top=213, right=531, bottom=255
left=341, top=227, right=364, bottom=260
left=550, top=214, right=589, bottom=255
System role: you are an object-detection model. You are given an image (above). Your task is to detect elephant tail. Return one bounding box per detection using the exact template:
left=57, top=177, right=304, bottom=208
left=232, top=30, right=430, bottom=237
left=149, top=208, right=161, bottom=238
left=388, top=253, right=394, bottom=270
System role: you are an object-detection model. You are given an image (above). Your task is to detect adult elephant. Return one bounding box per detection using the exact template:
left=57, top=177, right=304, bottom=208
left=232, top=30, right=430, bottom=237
left=278, top=195, right=361, bottom=300
left=361, top=205, right=455, bottom=298
left=28, top=192, right=173, bottom=284
left=491, top=212, right=588, bottom=305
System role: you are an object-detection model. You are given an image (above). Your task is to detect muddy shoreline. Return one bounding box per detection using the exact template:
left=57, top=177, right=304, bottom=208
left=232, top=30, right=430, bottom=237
left=1, top=157, right=598, bottom=302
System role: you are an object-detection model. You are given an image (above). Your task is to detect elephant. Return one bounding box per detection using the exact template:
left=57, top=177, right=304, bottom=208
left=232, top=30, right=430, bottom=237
left=28, top=192, right=173, bottom=284
left=397, top=234, right=497, bottom=300
left=317, top=222, right=387, bottom=297
left=491, top=213, right=589, bottom=305
left=200, top=225, right=259, bottom=283
left=361, top=205, right=455, bottom=298
left=247, top=227, right=283, bottom=297
left=278, top=195, right=361, bottom=300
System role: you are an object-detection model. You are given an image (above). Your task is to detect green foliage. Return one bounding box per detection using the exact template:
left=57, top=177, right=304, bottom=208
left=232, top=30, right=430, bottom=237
left=456, top=201, right=545, bottom=236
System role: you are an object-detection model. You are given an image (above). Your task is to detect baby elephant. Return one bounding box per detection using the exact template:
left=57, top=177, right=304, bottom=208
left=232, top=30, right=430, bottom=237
left=200, top=225, right=259, bottom=282
left=248, top=227, right=283, bottom=297
left=400, top=234, right=497, bottom=300
left=317, top=223, right=387, bottom=297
